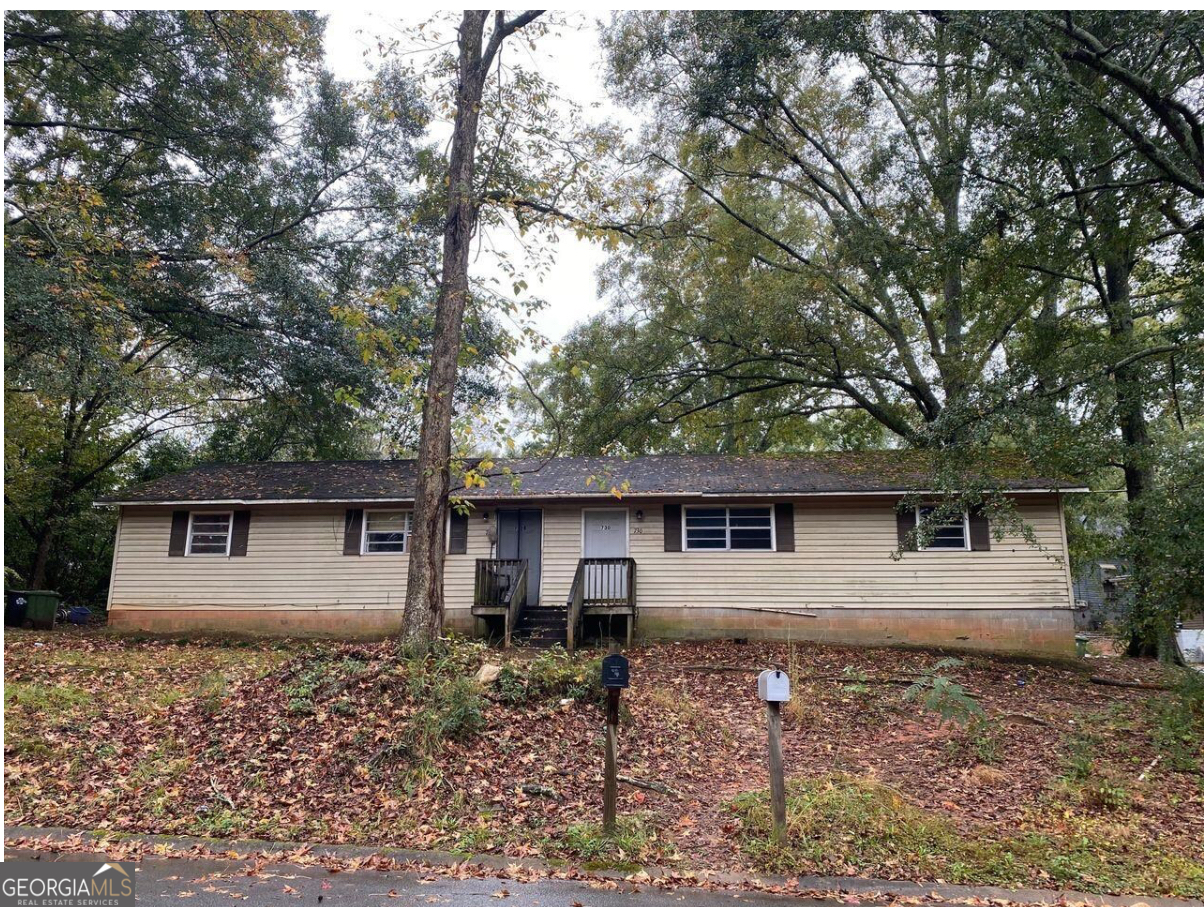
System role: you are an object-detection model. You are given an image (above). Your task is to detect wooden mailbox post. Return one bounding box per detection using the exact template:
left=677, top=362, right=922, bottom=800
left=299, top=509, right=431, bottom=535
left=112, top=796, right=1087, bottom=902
left=601, top=651, right=629, bottom=835
left=757, top=668, right=790, bottom=843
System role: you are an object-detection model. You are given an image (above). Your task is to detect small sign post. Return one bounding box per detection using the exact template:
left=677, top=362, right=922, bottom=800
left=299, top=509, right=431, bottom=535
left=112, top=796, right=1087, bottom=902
left=601, top=650, right=629, bottom=835
left=756, top=668, right=791, bottom=843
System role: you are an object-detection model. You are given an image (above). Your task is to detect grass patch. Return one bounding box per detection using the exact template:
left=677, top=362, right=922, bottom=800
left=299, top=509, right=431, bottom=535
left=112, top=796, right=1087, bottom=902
left=945, top=715, right=1003, bottom=765
left=284, top=654, right=368, bottom=714
left=442, top=819, right=502, bottom=856
left=1147, top=669, right=1204, bottom=772
left=5, top=682, right=94, bottom=715
left=643, top=685, right=705, bottom=732
left=730, top=773, right=1202, bottom=896
left=494, top=650, right=602, bottom=706
left=561, top=816, right=669, bottom=870
left=366, top=643, right=488, bottom=777
left=1053, top=726, right=1136, bottom=814
left=397, top=673, right=485, bottom=758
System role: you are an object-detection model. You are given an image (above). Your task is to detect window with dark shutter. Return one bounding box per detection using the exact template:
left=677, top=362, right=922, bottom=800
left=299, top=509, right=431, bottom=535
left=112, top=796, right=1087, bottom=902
left=916, top=506, right=970, bottom=551
left=185, top=512, right=233, bottom=555
left=363, top=510, right=411, bottom=553
left=448, top=511, right=469, bottom=554
left=683, top=505, right=775, bottom=550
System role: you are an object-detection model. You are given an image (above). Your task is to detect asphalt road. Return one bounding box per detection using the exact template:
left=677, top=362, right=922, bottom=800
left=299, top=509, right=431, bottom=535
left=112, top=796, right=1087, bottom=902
left=5, top=849, right=841, bottom=907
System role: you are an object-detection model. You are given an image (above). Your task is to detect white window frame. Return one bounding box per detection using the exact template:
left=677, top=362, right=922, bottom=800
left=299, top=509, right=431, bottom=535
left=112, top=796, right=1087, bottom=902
left=915, top=505, right=970, bottom=552
left=361, top=509, right=412, bottom=555
left=185, top=510, right=234, bottom=557
left=683, top=504, right=776, bottom=552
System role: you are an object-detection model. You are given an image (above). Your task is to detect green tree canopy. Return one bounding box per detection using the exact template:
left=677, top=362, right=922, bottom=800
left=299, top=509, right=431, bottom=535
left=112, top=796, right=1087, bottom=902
left=2, top=11, right=501, bottom=597
left=517, top=12, right=1203, bottom=648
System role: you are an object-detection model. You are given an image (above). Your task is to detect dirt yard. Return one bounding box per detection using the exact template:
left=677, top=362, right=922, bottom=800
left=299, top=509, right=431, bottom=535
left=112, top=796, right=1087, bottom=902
left=4, top=629, right=1202, bottom=896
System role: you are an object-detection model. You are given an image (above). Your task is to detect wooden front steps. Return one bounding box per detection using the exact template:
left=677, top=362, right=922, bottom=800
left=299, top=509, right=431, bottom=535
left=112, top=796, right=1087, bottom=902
left=512, top=605, right=568, bottom=648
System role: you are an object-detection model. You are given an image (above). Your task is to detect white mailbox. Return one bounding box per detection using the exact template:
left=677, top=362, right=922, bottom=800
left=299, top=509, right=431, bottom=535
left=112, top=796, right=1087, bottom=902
left=757, top=669, right=791, bottom=702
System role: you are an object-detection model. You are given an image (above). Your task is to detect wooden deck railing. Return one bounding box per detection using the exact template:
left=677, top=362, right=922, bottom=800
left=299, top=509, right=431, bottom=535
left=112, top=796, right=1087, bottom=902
left=473, top=558, right=526, bottom=609
left=566, top=557, right=636, bottom=652
left=472, top=558, right=529, bottom=648
left=504, top=565, right=528, bottom=649
left=566, top=562, right=585, bottom=653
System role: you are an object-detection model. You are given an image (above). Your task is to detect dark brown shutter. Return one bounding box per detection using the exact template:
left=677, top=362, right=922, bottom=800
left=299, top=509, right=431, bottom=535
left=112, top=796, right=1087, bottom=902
left=343, top=508, right=364, bottom=555
left=169, top=510, right=190, bottom=556
left=896, top=504, right=917, bottom=552
left=968, top=505, right=991, bottom=551
left=448, top=510, right=468, bottom=554
left=664, top=504, right=682, bottom=552
left=774, top=503, right=795, bottom=552
left=230, top=510, right=251, bottom=556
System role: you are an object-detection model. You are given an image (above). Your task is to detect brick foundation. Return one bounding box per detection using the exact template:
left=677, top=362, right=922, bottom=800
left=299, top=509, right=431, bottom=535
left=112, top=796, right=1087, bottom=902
left=635, top=606, right=1075, bottom=657
left=108, top=605, right=1073, bottom=656
left=106, top=608, right=408, bottom=638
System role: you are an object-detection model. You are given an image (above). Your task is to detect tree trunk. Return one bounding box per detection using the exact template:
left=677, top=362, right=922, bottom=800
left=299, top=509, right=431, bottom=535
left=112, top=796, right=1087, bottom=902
left=934, top=24, right=967, bottom=418
left=400, top=10, right=543, bottom=653
left=1100, top=247, right=1162, bottom=657
left=400, top=11, right=490, bottom=653
left=28, top=455, right=75, bottom=590
left=1104, top=249, right=1152, bottom=502
left=28, top=523, right=54, bottom=589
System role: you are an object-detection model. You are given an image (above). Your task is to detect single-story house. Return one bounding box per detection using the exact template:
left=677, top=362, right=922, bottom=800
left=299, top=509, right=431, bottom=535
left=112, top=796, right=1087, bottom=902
left=98, top=453, right=1085, bottom=656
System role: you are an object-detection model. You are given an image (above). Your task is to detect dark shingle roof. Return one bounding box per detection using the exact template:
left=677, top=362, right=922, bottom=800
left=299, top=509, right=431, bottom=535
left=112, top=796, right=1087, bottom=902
left=100, top=453, right=1083, bottom=505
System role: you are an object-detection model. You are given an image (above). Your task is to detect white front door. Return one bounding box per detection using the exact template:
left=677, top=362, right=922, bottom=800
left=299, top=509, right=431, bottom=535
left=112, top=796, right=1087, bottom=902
left=582, top=509, right=628, bottom=600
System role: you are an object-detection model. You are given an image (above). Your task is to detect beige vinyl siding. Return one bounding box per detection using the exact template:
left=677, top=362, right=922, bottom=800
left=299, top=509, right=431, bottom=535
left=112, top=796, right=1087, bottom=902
left=109, top=504, right=489, bottom=613
left=109, top=494, right=1073, bottom=617
left=534, top=496, right=1072, bottom=613
left=445, top=509, right=493, bottom=610
left=539, top=505, right=585, bottom=609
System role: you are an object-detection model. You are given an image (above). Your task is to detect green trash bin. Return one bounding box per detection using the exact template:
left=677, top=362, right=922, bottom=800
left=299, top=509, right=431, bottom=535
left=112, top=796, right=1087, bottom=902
left=9, top=590, right=61, bottom=630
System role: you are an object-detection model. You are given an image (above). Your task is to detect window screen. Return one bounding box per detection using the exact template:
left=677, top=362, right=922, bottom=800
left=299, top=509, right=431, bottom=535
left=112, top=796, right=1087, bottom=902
left=685, top=506, right=773, bottom=550
left=187, top=513, right=232, bottom=555
left=364, top=510, right=412, bottom=553
left=917, top=506, right=968, bottom=550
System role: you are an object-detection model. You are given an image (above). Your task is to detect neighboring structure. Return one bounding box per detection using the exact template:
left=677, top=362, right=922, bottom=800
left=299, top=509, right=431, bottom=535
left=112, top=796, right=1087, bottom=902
left=1072, top=560, right=1131, bottom=631
left=99, top=454, right=1085, bottom=656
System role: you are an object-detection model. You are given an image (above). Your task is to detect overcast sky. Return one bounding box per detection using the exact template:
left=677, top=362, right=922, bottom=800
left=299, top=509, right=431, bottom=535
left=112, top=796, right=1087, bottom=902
left=322, top=10, right=619, bottom=359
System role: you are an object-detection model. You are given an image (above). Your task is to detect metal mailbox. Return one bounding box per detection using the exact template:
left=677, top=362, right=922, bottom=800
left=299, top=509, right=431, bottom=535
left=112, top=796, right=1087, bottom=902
left=757, top=668, right=791, bottom=702
left=601, top=653, right=630, bottom=689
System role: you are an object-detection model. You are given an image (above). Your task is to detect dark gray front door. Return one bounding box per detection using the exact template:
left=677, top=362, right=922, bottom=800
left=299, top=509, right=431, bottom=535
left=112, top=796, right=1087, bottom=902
left=496, top=509, right=542, bottom=607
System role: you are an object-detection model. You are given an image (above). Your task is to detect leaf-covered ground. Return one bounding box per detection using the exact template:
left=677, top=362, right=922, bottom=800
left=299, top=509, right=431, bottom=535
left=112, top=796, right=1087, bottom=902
left=4, top=629, right=1202, bottom=896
